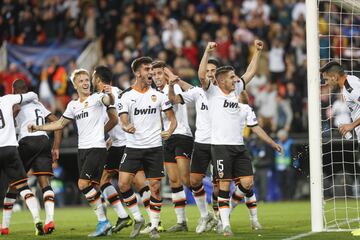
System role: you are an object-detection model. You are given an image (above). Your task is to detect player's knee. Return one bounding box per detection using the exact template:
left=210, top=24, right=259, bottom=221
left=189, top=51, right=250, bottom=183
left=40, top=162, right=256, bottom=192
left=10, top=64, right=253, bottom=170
left=149, top=180, right=161, bottom=196
left=118, top=178, right=131, bottom=192
left=37, top=176, right=50, bottom=188
left=190, top=174, right=202, bottom=188
left=78, top=179, right=91, bottom=190
left=239, top=180, right=253, bottom=191
left=181, top=175, right=190, bottom=187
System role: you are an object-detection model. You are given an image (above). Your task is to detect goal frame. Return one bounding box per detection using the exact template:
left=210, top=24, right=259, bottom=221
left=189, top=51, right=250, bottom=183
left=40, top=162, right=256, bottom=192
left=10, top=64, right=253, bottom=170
left=306, top=0, right=324, bottom=232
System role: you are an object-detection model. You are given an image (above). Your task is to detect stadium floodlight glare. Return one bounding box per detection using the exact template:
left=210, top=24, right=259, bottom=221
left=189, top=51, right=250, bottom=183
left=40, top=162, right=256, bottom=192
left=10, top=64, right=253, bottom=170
left=307, top=0, right=360, bottom=232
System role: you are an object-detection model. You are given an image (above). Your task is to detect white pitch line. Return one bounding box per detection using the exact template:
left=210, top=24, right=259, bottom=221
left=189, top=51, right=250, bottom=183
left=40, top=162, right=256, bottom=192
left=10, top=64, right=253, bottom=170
left=282, top=218, right=359, bottom=240
left=282, top=231, right=316, bottom=240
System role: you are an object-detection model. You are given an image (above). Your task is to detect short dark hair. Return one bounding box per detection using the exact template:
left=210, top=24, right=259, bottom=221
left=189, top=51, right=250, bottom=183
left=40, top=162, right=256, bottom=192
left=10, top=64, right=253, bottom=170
left=131, top=57, right=153, bottom=73
left=12, top=79, right=28, bottom=93
left=94, top=65, right=112, bottom=84
left=208, top=58, right=220, bottom=68
left=151, top=61, right=167, bottom=69
left=215, top=65, right=234, bottom=79
left=320, top=61, right=345, bottom=75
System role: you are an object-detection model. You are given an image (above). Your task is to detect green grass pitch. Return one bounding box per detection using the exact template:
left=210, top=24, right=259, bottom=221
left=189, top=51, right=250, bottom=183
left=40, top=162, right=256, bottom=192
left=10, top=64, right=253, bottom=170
left=1, top=201, right=358, bottom=239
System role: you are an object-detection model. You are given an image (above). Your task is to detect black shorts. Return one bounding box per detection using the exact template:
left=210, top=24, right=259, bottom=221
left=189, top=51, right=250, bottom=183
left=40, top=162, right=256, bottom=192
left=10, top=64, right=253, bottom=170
left=211, top=145, right=253, bottom=180
left=0, top=146, right=28, bottom=186
left=78, top=148, right=107, bottom=184
left=191, top=142, right=212, bottom=175
left=105, top=146, right=125, bottom=173
left=164, top=134, right=194, bottom=163
left=18, top=135, right=53, bottom=176
left=120, top=147, right=164, bottom=179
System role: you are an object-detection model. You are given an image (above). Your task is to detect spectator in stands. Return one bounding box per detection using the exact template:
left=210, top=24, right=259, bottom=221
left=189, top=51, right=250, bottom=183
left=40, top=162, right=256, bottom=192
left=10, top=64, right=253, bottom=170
left=275, top=129, right=295, bottom=200
left=0, top=63, right=30, bottom=94
left=248, top=136, right=274, bottom=202
left=40, top=57, right=68, bottom=112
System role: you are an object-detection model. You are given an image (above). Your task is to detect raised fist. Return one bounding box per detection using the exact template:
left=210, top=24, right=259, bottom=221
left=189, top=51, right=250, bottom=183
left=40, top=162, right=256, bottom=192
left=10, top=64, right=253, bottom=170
left=255, top=40, right=264, bottom=51
left=206, top=42, right=217, bottom=52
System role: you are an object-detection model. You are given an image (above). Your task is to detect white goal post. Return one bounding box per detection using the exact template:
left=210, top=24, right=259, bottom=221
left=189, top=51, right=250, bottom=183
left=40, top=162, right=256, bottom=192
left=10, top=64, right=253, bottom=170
left=307, top=0, right=360, bottom=232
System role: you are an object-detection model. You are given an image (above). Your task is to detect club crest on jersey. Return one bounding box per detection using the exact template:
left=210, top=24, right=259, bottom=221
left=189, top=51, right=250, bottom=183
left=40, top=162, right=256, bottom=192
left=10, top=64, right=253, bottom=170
left=151, top=95, right=157, bottom=102
left=84, top=101, right=89, bottom=108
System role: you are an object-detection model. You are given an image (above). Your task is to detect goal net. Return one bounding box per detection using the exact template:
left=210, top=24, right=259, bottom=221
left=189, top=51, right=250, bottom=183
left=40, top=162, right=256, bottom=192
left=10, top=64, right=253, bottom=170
left=318, top=0, right=360, bottom=231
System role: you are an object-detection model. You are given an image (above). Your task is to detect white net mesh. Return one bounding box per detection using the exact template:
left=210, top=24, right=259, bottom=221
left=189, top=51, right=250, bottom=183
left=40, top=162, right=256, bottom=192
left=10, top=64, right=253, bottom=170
left=318, top=0, right=360, bottom=231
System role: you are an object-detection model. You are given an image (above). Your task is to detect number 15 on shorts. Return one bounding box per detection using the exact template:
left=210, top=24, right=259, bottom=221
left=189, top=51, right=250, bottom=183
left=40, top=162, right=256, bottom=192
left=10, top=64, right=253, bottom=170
left=217, top=159, right=224, bottom=179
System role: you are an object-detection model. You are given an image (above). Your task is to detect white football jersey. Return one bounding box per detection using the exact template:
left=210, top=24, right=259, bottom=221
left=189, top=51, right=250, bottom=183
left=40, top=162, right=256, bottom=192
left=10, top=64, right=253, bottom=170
left=119, top=87, right=172, bottom=148
left=238, top=103, right=258, bottom=145
left=179, top=87, right=211, bottom=144
left=205, top=82, right=245, bottom=145
left=63, top=93, right=107, bottom=149
left=16, top=101, right=51, bottom=141
left=234, top=78, right=246, bottom=96
left=161, top=84, right=192, bottom=137
left=107, top=86, right=126, bottom=147
left=0, top=92, right=38, bottom=147
left=342, top=75, right=360, bottom=142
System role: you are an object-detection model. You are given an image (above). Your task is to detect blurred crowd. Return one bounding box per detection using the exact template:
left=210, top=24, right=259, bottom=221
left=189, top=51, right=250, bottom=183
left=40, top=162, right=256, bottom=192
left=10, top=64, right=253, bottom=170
left=1, top=0, right=359, bottom=201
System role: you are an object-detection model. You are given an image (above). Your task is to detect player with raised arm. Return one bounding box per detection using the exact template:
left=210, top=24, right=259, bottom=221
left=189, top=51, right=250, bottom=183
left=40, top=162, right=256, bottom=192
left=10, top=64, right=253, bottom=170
left=91, top=66, right=133, bottom=233
left=166, top=66, right=217, bottom=234
left=0, top=91, right=44, bottom=236
left=200, top=40, right=263, bottom=236
left=320, top=61, right=360, bottom=237
left=151, top=61, right=194, bottom=232
left=118, top=57, right=177, bottom=238
left=1, top=79, right=62, bottom=235
left=230, top=91, right=282, bottom=230
left=28, top=68, right=116, bottom=237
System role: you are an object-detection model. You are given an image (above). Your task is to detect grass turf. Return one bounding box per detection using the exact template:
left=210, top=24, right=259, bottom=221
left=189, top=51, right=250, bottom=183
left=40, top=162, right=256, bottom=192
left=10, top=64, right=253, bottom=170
left=1, top=201, right=358, bottom=239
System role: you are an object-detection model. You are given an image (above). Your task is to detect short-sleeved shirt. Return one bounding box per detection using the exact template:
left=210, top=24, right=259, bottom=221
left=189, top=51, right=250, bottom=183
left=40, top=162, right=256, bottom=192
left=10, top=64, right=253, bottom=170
left=161, top=84, right=193, bottom=137
left=342, top=75, right=360, bottom=142
left=205, top=81, right=245, bottom=145
left=119, top=87, right=172, bottom=148
left=179, top=86, right=211, bottom=144
left=107, top=86, right=126, bottom=147
left=63, top=93, right=107, bottom=149
left=16, top=101, right=51, bottom=141
left=0, top=92, right=38, bottom=147
left=239, top=103, right=258, bottom=144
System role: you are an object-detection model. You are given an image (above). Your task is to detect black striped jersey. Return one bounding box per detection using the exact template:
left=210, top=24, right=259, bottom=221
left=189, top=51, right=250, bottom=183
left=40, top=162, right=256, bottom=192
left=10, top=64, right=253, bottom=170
left=63, top=93, right=107, bottom=149
left=119, top=87, right=172, bottom=148
left=0, top=92, right=38, bottom=147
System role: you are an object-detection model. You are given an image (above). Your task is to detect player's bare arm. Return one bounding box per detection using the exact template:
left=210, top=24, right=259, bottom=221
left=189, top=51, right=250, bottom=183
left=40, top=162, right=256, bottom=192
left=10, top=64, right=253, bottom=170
left=241, top=40, right=264, bottom=84
left=28, top=116, right=70, bottom=133
left=166, top=69, right=185, bottom=104
left=120, top=112, right=136, bottom=134
left=161, top=109, right=177, bottom=140
left=104, top=107, right=119, bottom=133
left=251, top=125, right=283, bottom=154
left=339, top=117, right=360, bottom=136
left=101, top=84, right=115, bottom=106
left=46, top=114, right=63, bottom=162
left=198, top=42, right=217, bottom=90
